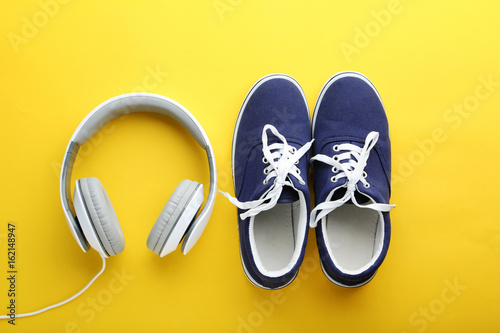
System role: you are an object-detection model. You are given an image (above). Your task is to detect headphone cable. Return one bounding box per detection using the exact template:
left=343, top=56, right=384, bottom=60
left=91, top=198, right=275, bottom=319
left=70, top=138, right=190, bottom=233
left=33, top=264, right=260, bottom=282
left=0, top=254, right=106, bottom=319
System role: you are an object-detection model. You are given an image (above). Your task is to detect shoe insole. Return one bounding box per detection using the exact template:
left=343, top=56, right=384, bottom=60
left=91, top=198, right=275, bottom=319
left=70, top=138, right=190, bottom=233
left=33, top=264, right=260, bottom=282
left=326, top=204, right=380, bottom=271
left=253, top=201, right=299, bottom=272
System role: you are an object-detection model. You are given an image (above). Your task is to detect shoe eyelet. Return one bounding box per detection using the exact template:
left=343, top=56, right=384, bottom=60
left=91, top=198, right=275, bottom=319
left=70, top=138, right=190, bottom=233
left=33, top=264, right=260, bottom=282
left=364, top=183, right=370, bottom=188
left=363, top=171, right=367, bottom=178
left=262, top=157, right=268, bottom=164
left=294, top=159, right=299, bottom=165
left=331, top=176, right=337, bottom=182
left=333, top=145, right=340, bottom=152
left=296, top=169, right=301, bottom=175
left=333, top=155, right=339, bottom=161
left=332, top=167, right=338, bottom=173
left=291, top=147, right=297, bottom=153
left=263, top=179, right=269, bottom=185
left=263, top=168, right=269, bottom=175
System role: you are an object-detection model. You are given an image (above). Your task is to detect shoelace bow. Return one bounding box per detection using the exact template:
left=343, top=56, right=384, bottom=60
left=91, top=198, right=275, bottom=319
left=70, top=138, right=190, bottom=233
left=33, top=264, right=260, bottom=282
left=220, top=124, right=313, bottom=220
left=309, top=131, right=395, bottom=228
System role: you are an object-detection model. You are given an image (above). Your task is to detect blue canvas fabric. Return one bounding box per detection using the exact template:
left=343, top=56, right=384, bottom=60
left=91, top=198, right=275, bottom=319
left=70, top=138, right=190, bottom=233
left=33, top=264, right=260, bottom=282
left=230, top=74, right=312, bottom=289
left=312, top=72, right=394, bottom=287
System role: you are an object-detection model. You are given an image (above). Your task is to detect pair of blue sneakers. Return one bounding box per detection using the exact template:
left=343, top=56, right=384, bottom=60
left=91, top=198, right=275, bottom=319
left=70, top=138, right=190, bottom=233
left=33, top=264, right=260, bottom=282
left=221, top=72, right=396, bottom=289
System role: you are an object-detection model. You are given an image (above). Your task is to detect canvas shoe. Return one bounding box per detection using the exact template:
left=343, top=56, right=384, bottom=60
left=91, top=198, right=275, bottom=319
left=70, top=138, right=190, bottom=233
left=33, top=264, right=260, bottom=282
left=310, top=71, right=396, bottom=287
left=220, top=74, right=313, bottom=289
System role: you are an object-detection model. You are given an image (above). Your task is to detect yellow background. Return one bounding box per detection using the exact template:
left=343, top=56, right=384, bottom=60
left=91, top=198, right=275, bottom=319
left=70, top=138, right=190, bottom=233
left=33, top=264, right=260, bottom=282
left=1, top=0, right=499, bottom=332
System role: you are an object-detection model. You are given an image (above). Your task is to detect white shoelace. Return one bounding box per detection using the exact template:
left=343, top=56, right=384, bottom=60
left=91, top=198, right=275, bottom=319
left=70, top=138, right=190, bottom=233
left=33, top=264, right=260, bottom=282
left=220, top=124, right=313, bottom=220
left=309, top=131, right=395, bottom=228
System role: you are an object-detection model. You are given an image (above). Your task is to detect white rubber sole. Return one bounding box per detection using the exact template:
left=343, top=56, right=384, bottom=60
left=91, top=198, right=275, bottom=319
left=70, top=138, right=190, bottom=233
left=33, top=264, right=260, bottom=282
left=312, top=71, right=384, bottom=288
left=240, top=248, right=299, bottom=290
left=232, top=74, right=307, bottom=290
left=320, top=260, right=377, bottom=288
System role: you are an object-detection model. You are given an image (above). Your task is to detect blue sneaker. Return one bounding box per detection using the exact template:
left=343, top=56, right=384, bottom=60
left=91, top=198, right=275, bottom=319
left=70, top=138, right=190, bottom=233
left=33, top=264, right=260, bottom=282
left=220, top=74, right=313, bottom=289
left=311, top=71, right=396, bottom=287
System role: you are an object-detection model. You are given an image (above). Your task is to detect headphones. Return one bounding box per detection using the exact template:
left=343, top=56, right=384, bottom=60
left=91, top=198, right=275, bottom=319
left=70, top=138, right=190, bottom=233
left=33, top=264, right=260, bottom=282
left=60, top=93, right=217, bottom=258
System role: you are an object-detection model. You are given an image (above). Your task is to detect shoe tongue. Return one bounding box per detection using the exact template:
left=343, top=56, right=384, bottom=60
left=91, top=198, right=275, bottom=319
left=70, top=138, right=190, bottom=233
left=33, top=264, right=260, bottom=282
left=277, top=185, right=299, bottom=203
left=330, top=186, right=371, bottom=204
left=354, top=191, right=370, bottom=204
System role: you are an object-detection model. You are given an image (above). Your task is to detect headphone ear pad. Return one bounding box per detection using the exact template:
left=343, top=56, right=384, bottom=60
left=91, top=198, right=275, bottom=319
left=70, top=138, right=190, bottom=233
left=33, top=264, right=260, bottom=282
left=77, top=177, right=125, bottom=256
left=147, top=180, right=204, bottom=257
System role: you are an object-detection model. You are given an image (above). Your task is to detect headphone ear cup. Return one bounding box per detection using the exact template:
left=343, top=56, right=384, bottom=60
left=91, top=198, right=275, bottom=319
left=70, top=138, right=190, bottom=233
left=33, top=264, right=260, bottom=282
left=147, top=180, right=204, bottom=257
left=75, top=177, right=125, bottom=257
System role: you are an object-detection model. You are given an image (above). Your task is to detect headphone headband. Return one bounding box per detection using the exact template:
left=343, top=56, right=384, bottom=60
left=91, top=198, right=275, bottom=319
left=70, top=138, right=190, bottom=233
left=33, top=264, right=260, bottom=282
left=60, top=93, right=217, bottom=254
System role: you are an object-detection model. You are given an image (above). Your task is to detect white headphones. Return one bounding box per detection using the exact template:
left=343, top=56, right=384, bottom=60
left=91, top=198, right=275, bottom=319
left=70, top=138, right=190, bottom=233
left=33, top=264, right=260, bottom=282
left=0, top=93, right=217, bottom=320
left=60, top=93, right=217, bottom=258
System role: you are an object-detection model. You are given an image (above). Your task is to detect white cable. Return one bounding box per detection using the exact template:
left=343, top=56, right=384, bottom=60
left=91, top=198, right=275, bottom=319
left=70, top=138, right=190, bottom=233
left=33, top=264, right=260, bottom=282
left=0, top=254, right=106, bottom=319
